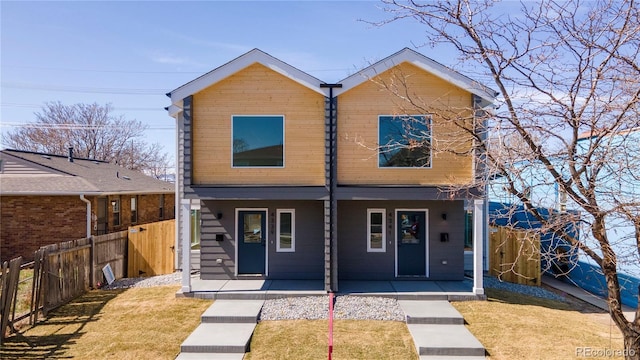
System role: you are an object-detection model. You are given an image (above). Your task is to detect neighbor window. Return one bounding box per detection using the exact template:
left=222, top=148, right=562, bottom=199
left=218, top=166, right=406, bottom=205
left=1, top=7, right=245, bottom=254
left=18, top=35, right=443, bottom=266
left=276, top=209, right=295, bottom=252
left=130, top=196, right=138, bottom=224
left=367, top=209, right=386, bottom=252
left=232, top=115, right=284, bottom=167
left=159, top=194, right=165, bottom=219
left=378, top=115, right=431, bottom=168
left=112, top=198, right=121, bottom=226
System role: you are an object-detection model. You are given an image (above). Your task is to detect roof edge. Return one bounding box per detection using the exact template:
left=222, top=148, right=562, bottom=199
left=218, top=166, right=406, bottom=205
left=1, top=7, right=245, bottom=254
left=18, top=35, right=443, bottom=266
left=169, top=48, right=327, bottom=104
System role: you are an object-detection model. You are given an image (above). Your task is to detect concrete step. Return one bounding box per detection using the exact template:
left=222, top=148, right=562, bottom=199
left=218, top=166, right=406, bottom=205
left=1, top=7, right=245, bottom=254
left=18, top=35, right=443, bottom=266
left=180, top=323, right=256, bottom=354
left=176, top=352, right=245, bottom=360
left=399, top=300, right=464, bottom=324
left=408, top=324, right=485, bottom=357
left=201, top=299, right=264, bottom=323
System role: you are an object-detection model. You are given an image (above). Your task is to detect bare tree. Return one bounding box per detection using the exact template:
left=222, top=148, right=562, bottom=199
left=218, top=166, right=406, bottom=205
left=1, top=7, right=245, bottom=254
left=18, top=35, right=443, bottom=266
left=376, top=0, right=640, bottom=357
left=2, top=102, right=172, bottom=175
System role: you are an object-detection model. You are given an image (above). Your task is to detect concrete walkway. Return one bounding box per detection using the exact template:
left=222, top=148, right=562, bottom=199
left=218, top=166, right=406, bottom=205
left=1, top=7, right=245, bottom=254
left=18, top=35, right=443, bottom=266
left=542, top=275, right=635, bottom=320
left=176, top=299, right=264, bottom=360
left=399, top=300, right=486, bottom=359
left=176, top=297, right=486, bottom=359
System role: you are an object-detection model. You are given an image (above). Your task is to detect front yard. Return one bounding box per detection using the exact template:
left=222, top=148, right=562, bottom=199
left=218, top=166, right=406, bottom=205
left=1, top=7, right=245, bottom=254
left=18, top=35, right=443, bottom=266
left=0, top=284, right=626, bottom=359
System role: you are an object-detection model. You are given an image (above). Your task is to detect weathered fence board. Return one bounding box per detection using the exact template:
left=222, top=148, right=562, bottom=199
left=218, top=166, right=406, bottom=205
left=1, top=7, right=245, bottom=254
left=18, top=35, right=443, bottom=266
left=489, top=226, right=541, bottom=286
left=92, top=231, right=128, bottom=287
left=0, top=257, right=22, bottom=344
left=128, top=219, right=175, bottom=277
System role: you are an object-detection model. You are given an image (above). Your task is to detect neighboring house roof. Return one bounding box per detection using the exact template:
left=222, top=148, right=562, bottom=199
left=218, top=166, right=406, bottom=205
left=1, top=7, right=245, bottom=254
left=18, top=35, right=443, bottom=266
left=335, top=48, right=497, bottom=104
left=0, top=149, right=174, bottom=195
left=166, top=48, right=497, bottom=117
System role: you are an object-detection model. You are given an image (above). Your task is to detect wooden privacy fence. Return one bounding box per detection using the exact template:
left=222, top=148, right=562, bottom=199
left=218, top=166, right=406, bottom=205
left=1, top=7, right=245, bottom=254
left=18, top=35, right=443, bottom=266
left=128, top=219, right=175, bottom=278
left=0, top=257, right=22, bottom=344
left=0, top=220, right=174, bottom=341
left=489, top=226, right=541, bottom=286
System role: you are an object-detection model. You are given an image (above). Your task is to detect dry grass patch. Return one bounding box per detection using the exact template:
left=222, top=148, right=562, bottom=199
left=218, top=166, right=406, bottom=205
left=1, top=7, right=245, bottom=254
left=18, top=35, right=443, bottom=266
left=0, top=285, right=212, bottom=360
left=453, top=288, right=625, bottom=360
left=245, top=320, right=417, bottom=360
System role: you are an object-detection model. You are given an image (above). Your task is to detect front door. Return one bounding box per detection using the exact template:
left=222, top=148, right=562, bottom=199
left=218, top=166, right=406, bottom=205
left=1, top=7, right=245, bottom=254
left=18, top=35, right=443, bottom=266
left=397, top=210, right=428, bottom=276
left=237, top=210, right=266, bottom=275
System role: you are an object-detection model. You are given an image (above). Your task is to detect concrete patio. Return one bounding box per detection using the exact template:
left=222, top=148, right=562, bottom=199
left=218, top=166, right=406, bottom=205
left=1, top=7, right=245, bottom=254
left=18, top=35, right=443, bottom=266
left=176, top=274, right=485, bottom=301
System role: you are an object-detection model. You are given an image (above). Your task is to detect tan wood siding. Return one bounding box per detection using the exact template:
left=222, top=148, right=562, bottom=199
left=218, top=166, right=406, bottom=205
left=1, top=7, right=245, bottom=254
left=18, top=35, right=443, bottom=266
left=192, top=63, right=325, bottom=186
left=337, top=62, right=475, bottom=186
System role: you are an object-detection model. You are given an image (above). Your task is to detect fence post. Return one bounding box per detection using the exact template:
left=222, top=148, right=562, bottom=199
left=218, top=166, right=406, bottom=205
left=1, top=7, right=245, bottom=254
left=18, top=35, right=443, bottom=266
left=90, top=237, right=95, bottom=288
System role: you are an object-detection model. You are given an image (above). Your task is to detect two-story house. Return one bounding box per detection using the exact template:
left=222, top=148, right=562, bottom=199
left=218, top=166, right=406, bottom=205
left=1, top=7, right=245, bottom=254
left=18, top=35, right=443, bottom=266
left=167, top=48, right=495, bottom=293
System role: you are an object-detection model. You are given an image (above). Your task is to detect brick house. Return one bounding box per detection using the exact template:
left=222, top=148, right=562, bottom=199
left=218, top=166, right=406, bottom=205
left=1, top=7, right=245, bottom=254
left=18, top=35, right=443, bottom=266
left=0, top=149, right=175, bottom=262
left=167, top=48, right=495, bottom=293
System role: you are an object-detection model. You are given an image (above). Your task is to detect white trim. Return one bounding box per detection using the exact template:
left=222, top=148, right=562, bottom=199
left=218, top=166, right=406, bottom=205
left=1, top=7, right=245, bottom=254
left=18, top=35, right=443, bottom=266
left=394, top=209, right=430, bottom=277
left=169, top=48, right=325, bottom=104
left=473, top=200, right=485, bottom=295
left=231, top=115, right=285, bottom=169
left=366, top=208, right=386, bottom=253
left=276, top=209, right=296, bottom=252
left=335, top=48, right=497, bottom=103
left=234, top=208, right=269, bottom=276
left=180, top=200, right=191, bottom=293
left=378, top=115, right=433, bottom=169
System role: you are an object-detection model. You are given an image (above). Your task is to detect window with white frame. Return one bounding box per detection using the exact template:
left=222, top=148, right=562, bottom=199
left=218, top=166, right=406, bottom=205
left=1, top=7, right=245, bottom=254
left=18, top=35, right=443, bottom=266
left=276, top=209, right=295, bottom=252
left=367, top=209, right=386, bottom=252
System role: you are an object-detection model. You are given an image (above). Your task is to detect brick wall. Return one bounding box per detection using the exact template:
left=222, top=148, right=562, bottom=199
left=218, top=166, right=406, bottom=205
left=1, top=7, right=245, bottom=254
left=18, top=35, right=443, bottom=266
left=1, top=193, right=175, bottom=263
left=1, top=195, right=87, bottom=262
left=98, top=193, right=175, bottom=233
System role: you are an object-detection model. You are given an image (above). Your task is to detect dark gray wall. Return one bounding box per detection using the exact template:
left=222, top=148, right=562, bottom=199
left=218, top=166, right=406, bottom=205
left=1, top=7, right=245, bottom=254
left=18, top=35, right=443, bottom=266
left=338, top=200, right=465, bottom=280
left=200, top=200, right=324, bottom=280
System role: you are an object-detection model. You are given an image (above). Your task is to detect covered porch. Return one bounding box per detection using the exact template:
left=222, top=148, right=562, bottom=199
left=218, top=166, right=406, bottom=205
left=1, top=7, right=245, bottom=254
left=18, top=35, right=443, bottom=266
left=176, top=275, right=485, bottom=301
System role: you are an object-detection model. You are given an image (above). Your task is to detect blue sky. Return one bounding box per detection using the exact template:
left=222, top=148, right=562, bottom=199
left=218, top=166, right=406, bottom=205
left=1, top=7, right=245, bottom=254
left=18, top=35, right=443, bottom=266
left=1, top=1, right=481, bottom=165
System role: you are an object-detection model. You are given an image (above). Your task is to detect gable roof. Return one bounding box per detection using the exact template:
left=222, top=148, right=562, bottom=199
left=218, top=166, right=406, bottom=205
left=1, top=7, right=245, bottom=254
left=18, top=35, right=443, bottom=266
left=166, top=48, right=497, bottom=117
left=0, top=149, right=174, bottom=195
left=335, top=48, right=497, bottom=103
left=167, top=48, right=326, bottom=116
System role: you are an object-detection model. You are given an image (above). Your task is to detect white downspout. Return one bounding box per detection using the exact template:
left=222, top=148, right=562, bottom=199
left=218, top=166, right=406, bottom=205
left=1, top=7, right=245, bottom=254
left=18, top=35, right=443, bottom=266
left=80, top=194, right=92, bottom=238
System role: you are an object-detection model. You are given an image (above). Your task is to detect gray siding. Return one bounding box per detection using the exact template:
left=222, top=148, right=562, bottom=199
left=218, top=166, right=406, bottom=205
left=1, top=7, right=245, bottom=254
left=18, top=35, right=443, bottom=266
left=338, top=200, right=465, bottom=281
left=200, top=200, right=324, bottom=280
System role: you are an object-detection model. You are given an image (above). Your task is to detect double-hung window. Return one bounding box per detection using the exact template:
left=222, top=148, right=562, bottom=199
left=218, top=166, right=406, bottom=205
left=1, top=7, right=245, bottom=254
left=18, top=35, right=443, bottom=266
left=367, top=209, right=386, bottom=252
left=131, top=196, right=138, bottom=224
left=378, top=115, right=431, bottom=168
left=232, top=115, right=284, bottom=167
left=276, top=209, right=295, bottom=252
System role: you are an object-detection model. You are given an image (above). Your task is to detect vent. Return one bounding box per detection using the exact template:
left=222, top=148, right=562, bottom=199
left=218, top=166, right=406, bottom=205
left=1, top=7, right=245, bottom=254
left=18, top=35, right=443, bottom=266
left=41, top=155, right=51, bottom=159
left=122, top=175, right=131, bottom=180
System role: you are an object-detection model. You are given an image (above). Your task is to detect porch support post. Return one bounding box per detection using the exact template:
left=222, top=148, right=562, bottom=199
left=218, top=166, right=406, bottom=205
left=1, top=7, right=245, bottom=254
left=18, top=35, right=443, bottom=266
left=181, top=199, right=191, bottom=293
left=473, top=199, right=485, bottom=295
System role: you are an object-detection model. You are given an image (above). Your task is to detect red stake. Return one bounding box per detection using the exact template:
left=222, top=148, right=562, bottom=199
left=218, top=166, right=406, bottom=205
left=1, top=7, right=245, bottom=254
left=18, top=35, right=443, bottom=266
left=328, top=292, right=334, bottom=360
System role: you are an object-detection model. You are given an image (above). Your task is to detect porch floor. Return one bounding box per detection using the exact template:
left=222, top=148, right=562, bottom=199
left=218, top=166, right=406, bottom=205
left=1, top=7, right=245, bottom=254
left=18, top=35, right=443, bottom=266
left=177, top=275, right=484, bottom=301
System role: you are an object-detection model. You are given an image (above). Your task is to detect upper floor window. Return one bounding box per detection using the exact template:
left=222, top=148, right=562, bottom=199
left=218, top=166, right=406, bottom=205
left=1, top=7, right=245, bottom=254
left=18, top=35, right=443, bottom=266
left=378, top=115, right=431, bottom=168
left=232, top=115, right=284, bottom=167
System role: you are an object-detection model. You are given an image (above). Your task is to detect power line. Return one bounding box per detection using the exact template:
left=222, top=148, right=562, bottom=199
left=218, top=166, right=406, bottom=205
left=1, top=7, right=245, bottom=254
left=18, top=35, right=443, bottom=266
left=0, top=122, right=174, bottom=130
left=2, top=82, right=168, bottom=95
left=1, top=102, right=165, bottom=112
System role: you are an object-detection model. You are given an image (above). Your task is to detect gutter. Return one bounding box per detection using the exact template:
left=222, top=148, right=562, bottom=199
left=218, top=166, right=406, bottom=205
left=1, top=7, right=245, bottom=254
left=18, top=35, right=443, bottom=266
left=79, top=194, right=92, bottom=238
